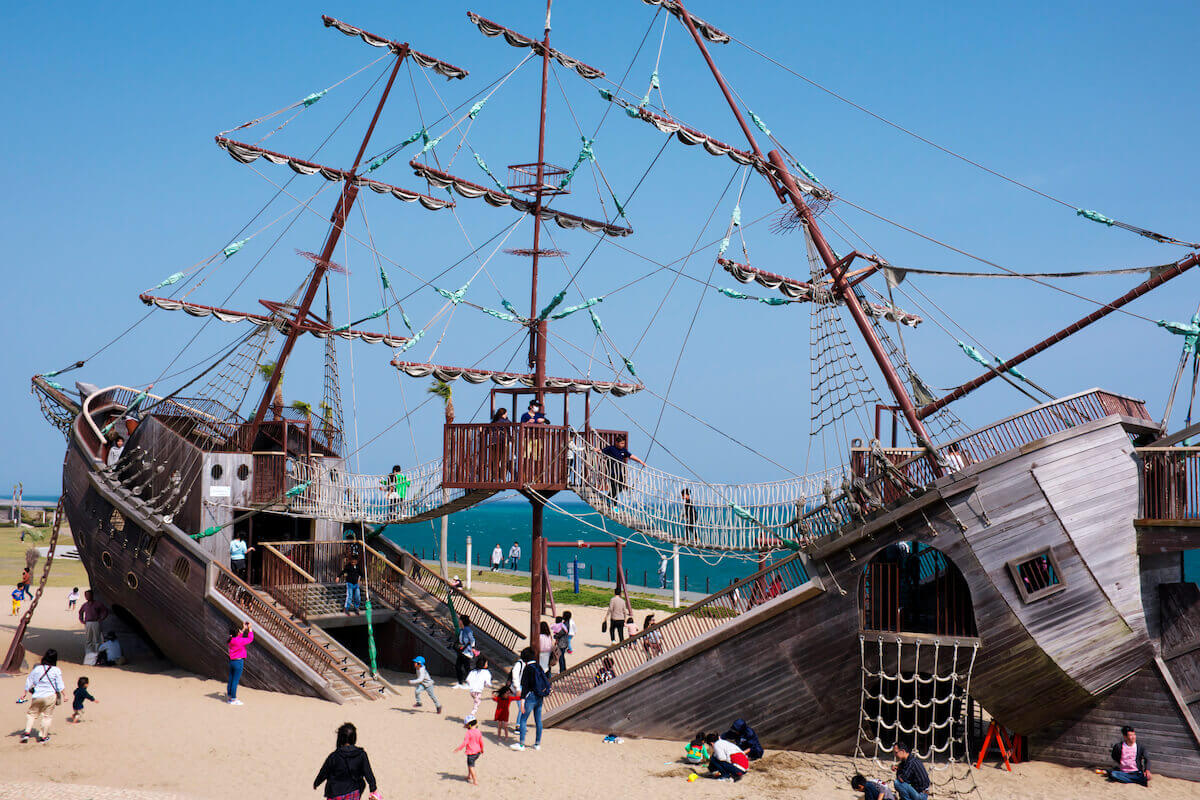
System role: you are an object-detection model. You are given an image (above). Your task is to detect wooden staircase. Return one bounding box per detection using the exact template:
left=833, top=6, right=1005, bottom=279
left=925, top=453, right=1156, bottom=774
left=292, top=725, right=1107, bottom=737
left=257, top=591, right=396, bottom=701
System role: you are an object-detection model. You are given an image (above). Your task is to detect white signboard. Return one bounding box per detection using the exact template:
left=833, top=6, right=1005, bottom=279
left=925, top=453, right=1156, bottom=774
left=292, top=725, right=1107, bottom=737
left=209, top=485, right=232, bottom=498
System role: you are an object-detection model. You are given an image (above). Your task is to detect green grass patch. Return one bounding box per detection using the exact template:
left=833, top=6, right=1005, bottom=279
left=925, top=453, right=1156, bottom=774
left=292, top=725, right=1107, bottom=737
left=1, top=525, right=89, bottom=589
left=508, top=586, right=673, bottom=611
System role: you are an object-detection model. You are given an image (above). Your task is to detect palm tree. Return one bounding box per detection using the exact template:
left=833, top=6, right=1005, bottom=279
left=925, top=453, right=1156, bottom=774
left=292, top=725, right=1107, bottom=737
left=428, top=380, right=454, bottom=579
left=257, top=361, right=284, bottom=418
left=290, top=400, right=313, bottom=418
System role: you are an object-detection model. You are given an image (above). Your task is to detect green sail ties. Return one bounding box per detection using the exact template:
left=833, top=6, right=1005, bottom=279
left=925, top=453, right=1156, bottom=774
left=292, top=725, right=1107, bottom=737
left=468, top=99, right=487, bottom=120
left=598, top=88, right=613, bottom=101
left=589, top=308, right=604, bottom=335
left=481, top=307, right=521, bottom=323
left=558, top=137, right=596, bottom=190
left=1158, top=314, right=1200, bottom=355
left=959, top=341, right=1027, bottom=381
left=729, top=503, right=764, bottom=525
left=501, top=299, right=520, bottom=318
left=395, top=329, right=425, bottom=353
left=474, top=152, right=513, bottom=196
left=365, top=152, right=393, bottom=172
left=551, top=297, right=603, bottom=320
left=717, top=287, right=791, bottom=306
left=1077, top=208, right=1115, bottom=226
left=537, top=290, right=567, bottom=321
left=222, top=239, right=247, bottom=258
left=379, top=266, right=391, bottom=290
left=401, top=311, right=415, bottom=333
left=436, top=283, right=470, bottom=305
left=192, top=525, right=221, bottom=541
left=302, top=89, right=327, bottom=107
left=149, top=272, right=185, bottom=291
left=285, top=481, right=311, bottom=498
left=748, top=111, right=771, bottom=137
left=419, top=135, right=442, bottom=155
left=623, top=357, right=638, bottom=378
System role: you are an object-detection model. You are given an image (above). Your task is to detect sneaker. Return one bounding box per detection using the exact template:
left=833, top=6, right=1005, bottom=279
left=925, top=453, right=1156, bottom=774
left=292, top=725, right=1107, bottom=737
left=436, top=706, right=443, bottom=715
left=414, top=702, right=423, bottom=708
left=509, top=743, right=525, bottom=751
left=229, top=699, right=244, bottom=706
left=19, top=734, right=29, bottom=744
left=533, top=744, right=541, bottom=751
left=37, top=735, right=50, bottom=743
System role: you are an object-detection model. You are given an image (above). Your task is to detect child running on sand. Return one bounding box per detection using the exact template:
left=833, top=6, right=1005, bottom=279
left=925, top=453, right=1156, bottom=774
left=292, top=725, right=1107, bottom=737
left=408, top=656, right=442, bottom=714
left=454, top=716, right=484, bottom=786
left=492, top=685, right=514, bottom=740
left=10, top=586, right=21, bottom=616
left=68, top=676, right=97, bottom=723
left=465, top=655, right=492, bottom=718
left=67, top=587, right=79, bottom=611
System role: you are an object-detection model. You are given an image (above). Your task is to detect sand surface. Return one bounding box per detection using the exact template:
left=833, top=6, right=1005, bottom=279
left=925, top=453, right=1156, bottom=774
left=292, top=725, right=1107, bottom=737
left=2, top=582, right=1197, bottom=799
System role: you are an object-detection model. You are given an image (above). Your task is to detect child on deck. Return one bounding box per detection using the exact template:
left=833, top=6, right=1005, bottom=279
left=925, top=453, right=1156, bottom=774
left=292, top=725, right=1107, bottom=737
left=67, top=587, right=79, bottom=611
left=685, top=732, right=710, bottom=764
left=492, top=685, right=514, bottom=740
left=454, top=717, right=484, bottom=786
left=11, top=587, right=22, bottom=616
left=408, top=656, right=442, bottom=714
left=68, top=676, right=97, bottom=723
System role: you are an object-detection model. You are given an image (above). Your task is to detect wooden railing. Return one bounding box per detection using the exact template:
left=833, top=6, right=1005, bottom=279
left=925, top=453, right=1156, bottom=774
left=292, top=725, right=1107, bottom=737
left=443, top=423, right=629, bottom=491
left=259, top=543, right=320, bottom=623
left=544, top=552, right=811, bottom=711
left=370, top=539, right=526, bottom=654
left=1138, top=447, right=1200, bottom=520
left=265, top=539, right=526, bottom=654
left=209, top=562, right=332, bottom=679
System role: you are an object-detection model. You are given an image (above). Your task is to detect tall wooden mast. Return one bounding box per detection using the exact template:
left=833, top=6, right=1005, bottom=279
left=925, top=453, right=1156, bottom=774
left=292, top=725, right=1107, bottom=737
left=672, top=1, right=939, bottom=455
left=250, top=50, right=409, bottom=431
left=525, top=0, right=556, bottom=652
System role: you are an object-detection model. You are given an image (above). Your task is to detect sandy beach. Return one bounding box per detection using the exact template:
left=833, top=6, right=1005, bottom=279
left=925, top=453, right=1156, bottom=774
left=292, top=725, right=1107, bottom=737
left=2, top=581, right=1198, bottom=799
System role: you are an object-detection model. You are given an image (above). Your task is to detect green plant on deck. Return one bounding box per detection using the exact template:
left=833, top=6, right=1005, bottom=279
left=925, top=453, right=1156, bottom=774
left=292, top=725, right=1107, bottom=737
left=318, top=401, right=334, bottom=429
left=257, top=361, right=284, bottom=415
left=290, top=400, right=313, bottom=417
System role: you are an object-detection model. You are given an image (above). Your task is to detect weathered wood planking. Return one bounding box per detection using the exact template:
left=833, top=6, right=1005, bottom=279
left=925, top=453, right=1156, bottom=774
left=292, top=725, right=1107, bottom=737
left=551, top=416, right=1161, bottom=757
left=1030, top=663, right=1200, bottom=781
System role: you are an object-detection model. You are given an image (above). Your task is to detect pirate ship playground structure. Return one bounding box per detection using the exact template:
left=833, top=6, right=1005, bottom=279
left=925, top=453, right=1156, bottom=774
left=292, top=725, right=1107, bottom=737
left=15, top=1, right=1200, bottom=789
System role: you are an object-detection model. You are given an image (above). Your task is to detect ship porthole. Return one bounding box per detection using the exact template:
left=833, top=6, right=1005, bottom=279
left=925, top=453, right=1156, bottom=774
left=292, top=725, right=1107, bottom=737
left=101, top=551, right=113, bottom=568
left=236, top=464, right=250, bottom=481
left=211, top=464, right=224, bottom=480
left=125, top=572, right=139, bottom=590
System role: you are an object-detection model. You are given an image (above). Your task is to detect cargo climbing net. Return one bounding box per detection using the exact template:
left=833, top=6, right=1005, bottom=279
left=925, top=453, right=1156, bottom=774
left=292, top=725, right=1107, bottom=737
left=855, top=634, right=982, bottom=798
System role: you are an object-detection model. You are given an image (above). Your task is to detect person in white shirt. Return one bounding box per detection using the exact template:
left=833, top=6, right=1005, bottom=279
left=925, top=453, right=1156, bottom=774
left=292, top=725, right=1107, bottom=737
left=18, top=649, right=65, bottom=743
left=465, top=656, right=493, bottom=719
left=490, top=544, right=503, bottom=571
left=98, top=633, right=123, bottom=665
left=229, top=533, right=254, bottom=582
left=106, top=436, right=125, bottom=468
left=705, top=732, right=749, bottom=781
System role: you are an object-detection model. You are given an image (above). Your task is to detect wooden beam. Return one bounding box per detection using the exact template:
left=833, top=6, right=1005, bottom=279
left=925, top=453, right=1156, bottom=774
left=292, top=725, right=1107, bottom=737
left=1136, top=522, right=1200, bottom=553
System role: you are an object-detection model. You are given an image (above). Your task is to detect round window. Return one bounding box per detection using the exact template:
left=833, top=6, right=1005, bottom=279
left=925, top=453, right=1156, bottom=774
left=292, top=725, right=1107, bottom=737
left=236, top=464, right=250, bottom=481
left=211, top=464, right=224, bottom=480
left=101, top=551, right=114, bottom=568
left=125, top=572, right=139, bottom=590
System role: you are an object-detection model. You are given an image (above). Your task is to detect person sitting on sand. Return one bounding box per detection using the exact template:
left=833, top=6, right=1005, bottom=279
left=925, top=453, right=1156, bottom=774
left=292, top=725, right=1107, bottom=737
left=723, top=718, right=764, bottom=761
left=705, top=732, right=749, bottom=782
left=891, top=741, right=930, bottom=800
left=593, top=656, right=616, bottom=687
left=685, top=731, right=710, bottom=764
left=313, top=722, right=380, bottom=800
left=851, top=773, right=897, bottom=799
left=1104, top=725, right=1151, bottom=786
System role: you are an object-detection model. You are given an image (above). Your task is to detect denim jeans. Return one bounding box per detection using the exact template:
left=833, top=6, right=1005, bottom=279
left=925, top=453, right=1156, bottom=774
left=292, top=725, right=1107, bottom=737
left=227, top=658, right=244, bottom=699
left=518, top=693, right=543, bottom=745
left=1109, top=770, right=1147, bottom=785
left=414, top=682, right=440, bottom=708
left=895, top=780, right=928, bottom=800
left=344, top=582, right=362, bottom=610
left=708, top=756, right=742, bottom=780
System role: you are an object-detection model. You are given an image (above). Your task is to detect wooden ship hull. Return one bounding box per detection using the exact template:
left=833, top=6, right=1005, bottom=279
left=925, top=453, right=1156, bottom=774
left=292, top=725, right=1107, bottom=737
left=541, top=391, right=1200, bottom=781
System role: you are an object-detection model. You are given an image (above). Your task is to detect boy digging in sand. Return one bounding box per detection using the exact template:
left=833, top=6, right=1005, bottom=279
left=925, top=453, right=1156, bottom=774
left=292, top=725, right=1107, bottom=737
left=454, top=716, right=484, bottom=786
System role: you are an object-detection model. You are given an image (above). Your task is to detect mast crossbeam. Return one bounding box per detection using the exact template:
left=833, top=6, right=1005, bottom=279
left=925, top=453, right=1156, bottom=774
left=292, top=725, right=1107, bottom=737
left=641, top=0, right=730, bottom=44
left=321, top=15, right=468, bottom=80
left=410, top=162, right=633, bottom=236
left=215, top=137, right=454, bottom=210
left=718, top=258, right=923, bottom=327
left=466, top=12, right=604, bottom=80
left=391, top=360, right=643, bottom=395
left=139, top=295, right=411, bottom=347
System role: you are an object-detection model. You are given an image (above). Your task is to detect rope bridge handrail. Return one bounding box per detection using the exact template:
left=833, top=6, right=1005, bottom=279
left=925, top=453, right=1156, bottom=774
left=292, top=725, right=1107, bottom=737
left=573, top=433, right=846, bottom=552
left=544, top=551, right=813, bottom=712
left=285, top=458, right=472, bottom=523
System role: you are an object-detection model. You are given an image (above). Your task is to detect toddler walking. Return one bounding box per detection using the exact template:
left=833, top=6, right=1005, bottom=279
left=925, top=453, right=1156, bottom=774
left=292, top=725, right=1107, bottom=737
left=10, top=586, right=22, bottom=616
left=67, top=587, right=80, bottom=611
left=465, top=655, right=492, bottom=718
left=68, top=676, right=97, bottom=723
left=492, top=685, right=514, bottom=740
left=408, top=656, right=441, bottom=714
left=453, top=717, right=484, bottom=786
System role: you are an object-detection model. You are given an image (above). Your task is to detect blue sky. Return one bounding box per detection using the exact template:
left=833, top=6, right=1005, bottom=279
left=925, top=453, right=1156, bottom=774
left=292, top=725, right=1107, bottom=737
left=5, top=1, right=1200, bottom=494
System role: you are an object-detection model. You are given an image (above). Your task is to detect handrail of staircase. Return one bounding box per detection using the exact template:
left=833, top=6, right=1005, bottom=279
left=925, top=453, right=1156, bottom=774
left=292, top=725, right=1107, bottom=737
left=359, top=543, right=456, bottom=639
left=545, top=550, right=812, bottom=711
left=369, top=537, right=526, bottom=651
left=260, top=543, right=321, bottom=624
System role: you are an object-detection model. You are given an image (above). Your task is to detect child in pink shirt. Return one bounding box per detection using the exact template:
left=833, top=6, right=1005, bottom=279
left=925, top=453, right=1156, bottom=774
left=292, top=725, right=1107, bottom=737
left=454, top=717, right=484, bottom=785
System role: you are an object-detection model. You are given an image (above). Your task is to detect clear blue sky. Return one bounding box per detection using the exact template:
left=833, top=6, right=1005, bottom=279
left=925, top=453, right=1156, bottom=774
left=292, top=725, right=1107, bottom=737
left=5, top=0, right=1200, bottom=494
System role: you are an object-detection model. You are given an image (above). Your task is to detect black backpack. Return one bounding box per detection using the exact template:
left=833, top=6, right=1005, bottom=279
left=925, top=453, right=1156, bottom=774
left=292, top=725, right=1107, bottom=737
left=530, top=662, right=552, bottom=698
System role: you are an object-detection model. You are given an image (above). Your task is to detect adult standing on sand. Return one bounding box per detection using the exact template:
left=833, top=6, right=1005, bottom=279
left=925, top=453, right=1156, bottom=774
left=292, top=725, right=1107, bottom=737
left=17, top=648, right=65, bottom=743
left=313, top=722, right=381, bottom=800
left=602, top=587, right=630, bottom=643
left=226, top=620, right=253, bottom=705
left=78, top=590, right=109, bottom=654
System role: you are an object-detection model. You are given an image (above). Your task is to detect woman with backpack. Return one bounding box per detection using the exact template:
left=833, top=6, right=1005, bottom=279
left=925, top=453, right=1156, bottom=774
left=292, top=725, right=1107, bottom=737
left=510, top=648, right=550, bottom=752
left=313, top=722, right=381, bottom=800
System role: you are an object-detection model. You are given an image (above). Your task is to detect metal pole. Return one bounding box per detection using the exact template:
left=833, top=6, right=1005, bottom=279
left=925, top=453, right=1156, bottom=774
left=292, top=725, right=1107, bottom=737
left=919, top=252, right=1200, bottom=418
left=672, top=543, right=680, bottom=608
left=465, top=536, right=472, bottom=591
left=251, top=51, right=408, bottom=429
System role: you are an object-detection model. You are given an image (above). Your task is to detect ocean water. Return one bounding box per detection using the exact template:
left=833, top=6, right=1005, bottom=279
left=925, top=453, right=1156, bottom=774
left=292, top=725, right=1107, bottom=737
left=381, top=498, right=765, bottom=594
